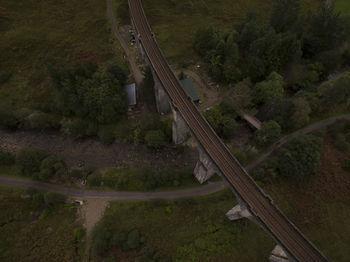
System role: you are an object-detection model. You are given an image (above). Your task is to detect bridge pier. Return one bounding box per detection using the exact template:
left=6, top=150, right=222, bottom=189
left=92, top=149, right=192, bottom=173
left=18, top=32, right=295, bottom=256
left=172, top=106, right=190, bottom=144
left=152, top=69, right=171, bottom=114
left=269, top=245, right=294, bottom=262
left=226, top=202, right=253, bottom=221
left=193, top=142, right=221, bottom=183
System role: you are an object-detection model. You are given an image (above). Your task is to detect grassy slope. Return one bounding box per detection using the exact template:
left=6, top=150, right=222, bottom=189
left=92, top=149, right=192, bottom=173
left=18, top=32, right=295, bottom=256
left=0, top=186, right=84, bottom=262
left=96, top=138, right=350, bottom=261
left=0, top=0, right=125, bottom=109
left=141, top=0, right=320, bottom=65
left=335, top=0, right=350, bottom=14
left=96, top=190, right=273, bottom=262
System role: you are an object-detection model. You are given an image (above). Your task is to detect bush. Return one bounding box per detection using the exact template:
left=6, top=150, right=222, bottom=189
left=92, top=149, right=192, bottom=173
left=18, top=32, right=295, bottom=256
left=70, top=169, right=84, bottom=180
left=126, top=229, right=141, bottom=249
left=0, top=72, right=11, bottom=84
left=61, top=118, right=88, bottom=139
left=341, top=158, right=350, bottom=172
left=92, top=224, right=112, bottom=255
left=0, top=108, right=18, bottom=129
left=0, top=151, right=15, bottom=165
left=38, top=156, right=67, bottom=181
left=278, top=135, right=323, bottom=178
left=98, top=126, right=115, bottom=145
left=103, top=168, right=119, bottom=188
left=43, top=192, right=66, bottom=206
left=145, top=130, right=166, bottom=148
left=87, top=173, right=103, bottom=187
left=25, top=112, right=61, bottom=130
left=334, top=134, right=349, bottom=152
left=110, top=231, right=127, bottom=247
left=255, top=120, right=281, bottom=147
left=16, top=147, right=47, bottom=177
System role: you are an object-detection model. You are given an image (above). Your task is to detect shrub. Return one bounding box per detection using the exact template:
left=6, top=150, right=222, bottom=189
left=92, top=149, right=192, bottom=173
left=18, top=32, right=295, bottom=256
left=92, top=224, right=111, bottom=255
left=126, top=229, right=141, bottom=249
left=145, top=130, right=166, bottom=148
left=110, top=231, right=127, bottom=247
left=341, top=158, right=350, bottom=172
left=98, top=126, right=115, bottom=145
left=0, top=108, right=18, bottom=129
left=43, top=192, right=66, bottom=206
left=70, top=169, right=84, bottom=180
left=0, top=151, right=15, bottom=165
left=255, top=120, right=281, bottom=147
left=38, top=156, right=67, bottom=181
left=61, top=118, right=88, bottom=139
left=16, top=147, right=47, bottom=177
left=278, top=135, right=323, bottom=178
left=25, top=112, right=61, bottom=129
left=103, top=168, right=119, bottom=188
left=87, top=173, right=103, bottom=187
left=0, top=72, right=11, bottom=84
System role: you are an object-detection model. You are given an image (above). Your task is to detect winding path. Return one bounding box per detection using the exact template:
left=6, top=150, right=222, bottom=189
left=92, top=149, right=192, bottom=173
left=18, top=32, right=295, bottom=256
left=1, top=114, right=350, bottom=199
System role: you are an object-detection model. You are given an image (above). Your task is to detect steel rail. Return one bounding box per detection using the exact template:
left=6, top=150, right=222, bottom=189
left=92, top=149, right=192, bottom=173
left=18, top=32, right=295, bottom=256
left=128, top=1, right=328, bottom=261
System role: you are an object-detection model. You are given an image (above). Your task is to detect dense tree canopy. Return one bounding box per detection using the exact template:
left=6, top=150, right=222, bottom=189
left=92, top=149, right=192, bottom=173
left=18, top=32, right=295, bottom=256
left=48, top=62, right=127, bottom=124
left=278, top=134, right=323, bottom=178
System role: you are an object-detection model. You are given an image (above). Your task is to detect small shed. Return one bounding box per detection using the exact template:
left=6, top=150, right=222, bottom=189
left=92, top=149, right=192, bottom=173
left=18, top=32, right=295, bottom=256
left=123, top=83, right=137, bottom=106
left=180, top=78, right=200, bottom=103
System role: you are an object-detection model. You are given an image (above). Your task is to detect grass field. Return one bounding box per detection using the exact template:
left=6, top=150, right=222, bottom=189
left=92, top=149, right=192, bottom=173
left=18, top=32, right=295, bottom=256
left=0, top=0, right=126, bottom=110
left=136, top=0, right=320, bottom=65
left=335, top=0, right=350, bottom=14
left=0, top=186, right=85, bottom=262
left=93, top=138, right=350, bottom=261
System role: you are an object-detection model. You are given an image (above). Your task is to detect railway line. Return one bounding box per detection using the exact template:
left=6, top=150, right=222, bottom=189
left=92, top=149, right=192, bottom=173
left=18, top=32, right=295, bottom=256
left=128, top=0, right=328, bottom=261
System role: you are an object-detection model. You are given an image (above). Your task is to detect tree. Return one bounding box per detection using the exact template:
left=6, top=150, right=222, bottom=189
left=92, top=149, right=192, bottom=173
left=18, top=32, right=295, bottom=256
left=252, top=72, right=284, bottom=104
left=223, top=78, right=252, bottom=110
left=39, top=156, right=67, bottom=181
left=87, top=173, right=103, bottom=187
left=126, top=229, right=141, bottom=249
left=291, top=97, right=311, bottom=128
left=255, top=120, right=281, bottom=147
left=0, top=108, right=18, bottom=129
left=278, top=134, right=323, bottom=178
left=270, top=0, right=300, bottom=33
left=193, top=27, right=219, bottom=56
left=16, top=147, right=46, bottom=177
left=98, top=126, right=115, bottom=145
left=145, top=130, right=166, bottom=148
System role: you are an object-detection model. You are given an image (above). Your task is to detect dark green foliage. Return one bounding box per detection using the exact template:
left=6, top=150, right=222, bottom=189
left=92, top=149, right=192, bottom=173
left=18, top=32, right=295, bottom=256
left=278, top=134, right=323, bottom=178
left=87, top=173, right=102, bottom=187
left=343, top=47, right=350, bottom=66
left=145, top=130, right=166, bottom=148
left=43, top=192, right=66, bottom=206
left=255, top=120, right=281, bottom=147
left=70, top=169, right=84, bottom=180
left=110, top=231, right=127, bottom=247
left=39, top=156, right=67, bottom=181
left=0, top=108, right=18, bottom=129
left=341, top=158, right=350, bottom=172
left=48, top=63, right=127, bottom=124
left=92, top=224, right=112, bottom=255
left=25, top=112, right=61, bottom=130
left=98, top=126, right=115, bottom=145
left=251, top=158, right=279, bottom=183
left=327, top=119, right=350, bottom=139
left=106, top=63, right=127, bottom=85
left=126, top=229, right=141, bottom=249
left=318, top=72, right=350, bottom=109
left=270, top=0, right=300, bottom=33
left=0, top=151, right=15, bottom=165
left=302, top=6, right=346, bottom=57
left=0, top=72, right=12, bottom=84
left=252, top=72, right=284, bottom=104
left=288, top=63, right=322, bottom=92
left=204, top=104, right=237, bottom=138
left=265, top=98, right=294, bottom=131
left=16, top=147, right=47, bottom=177
left=316, top=50, right=343, bottom=76
left=61, top=119, right=89, bottom=139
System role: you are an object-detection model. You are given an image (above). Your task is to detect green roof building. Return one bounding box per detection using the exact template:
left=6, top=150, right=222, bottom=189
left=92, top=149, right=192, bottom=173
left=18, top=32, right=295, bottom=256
left=180, top=78, right=200, bottom=103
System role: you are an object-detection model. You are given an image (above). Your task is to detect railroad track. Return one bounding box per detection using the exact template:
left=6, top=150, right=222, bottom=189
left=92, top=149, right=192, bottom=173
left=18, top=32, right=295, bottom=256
left=128, top=0, right=328, bottom=261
